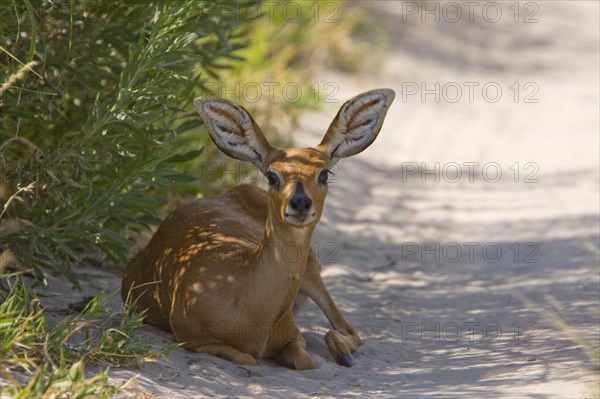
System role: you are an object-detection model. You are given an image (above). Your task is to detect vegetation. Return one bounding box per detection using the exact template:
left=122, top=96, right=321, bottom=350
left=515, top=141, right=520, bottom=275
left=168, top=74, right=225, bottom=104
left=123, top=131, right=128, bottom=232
left=0, top=0, right=257, bottom=288
left=0, top=275, right=171, bottom=398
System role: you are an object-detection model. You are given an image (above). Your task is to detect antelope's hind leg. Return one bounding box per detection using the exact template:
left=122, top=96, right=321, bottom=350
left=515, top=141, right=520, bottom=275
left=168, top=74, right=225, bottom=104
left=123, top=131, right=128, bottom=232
left=272, top=337, right=314, bottom=370
left=271, top=317, right=315, bottom=370
left=184, top=342, right=257, bottom=366
left=169, top=308, right=257, bottom=366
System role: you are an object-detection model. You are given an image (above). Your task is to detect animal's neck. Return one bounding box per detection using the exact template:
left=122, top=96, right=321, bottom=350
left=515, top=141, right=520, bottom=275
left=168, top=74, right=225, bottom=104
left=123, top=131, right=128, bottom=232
left=254, top=209, right=315, bottom=273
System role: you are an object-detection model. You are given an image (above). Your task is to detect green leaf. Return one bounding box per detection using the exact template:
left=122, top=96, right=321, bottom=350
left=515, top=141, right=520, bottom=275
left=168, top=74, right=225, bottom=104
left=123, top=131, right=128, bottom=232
left=161, top=148, right=204, bottom=164
left=174, top=118, right=203, bottom=135
left=68, top=360, right=83, bottom=382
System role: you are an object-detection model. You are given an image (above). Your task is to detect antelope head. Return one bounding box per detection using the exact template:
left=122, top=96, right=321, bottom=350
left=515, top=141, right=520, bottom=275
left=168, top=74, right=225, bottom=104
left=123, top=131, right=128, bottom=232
left=193, top=89, right=395, bottom=230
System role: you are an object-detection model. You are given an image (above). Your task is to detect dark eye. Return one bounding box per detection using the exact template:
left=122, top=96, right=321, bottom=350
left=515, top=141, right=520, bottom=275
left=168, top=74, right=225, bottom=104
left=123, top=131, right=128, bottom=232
left=267, top=171, right=280, bottom=190
left=318, top=169, right=330, bottom=186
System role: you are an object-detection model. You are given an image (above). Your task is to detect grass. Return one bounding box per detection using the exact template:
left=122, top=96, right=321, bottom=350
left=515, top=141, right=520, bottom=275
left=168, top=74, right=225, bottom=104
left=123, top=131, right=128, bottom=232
left=512, top=291, right=600, bottom=366
left=0, top=274, right=177, bottom=398
left=512, top=291, right=600, bottom=398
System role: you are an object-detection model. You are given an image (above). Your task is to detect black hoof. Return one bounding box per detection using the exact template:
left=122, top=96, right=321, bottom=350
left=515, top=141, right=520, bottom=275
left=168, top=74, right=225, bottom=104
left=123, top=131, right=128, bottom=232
left=337, top=353, right=354, bottom=367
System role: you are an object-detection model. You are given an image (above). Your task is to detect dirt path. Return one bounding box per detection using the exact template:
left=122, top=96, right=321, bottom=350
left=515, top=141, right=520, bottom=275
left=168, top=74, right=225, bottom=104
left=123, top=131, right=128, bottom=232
left=35, top=1, right=599, bottom=398
left=289, top=1, right=599, bottom=397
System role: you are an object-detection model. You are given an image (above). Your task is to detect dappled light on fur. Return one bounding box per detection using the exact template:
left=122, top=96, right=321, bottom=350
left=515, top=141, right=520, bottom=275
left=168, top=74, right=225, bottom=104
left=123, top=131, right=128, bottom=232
left=122, top=90, right=394, bottom=369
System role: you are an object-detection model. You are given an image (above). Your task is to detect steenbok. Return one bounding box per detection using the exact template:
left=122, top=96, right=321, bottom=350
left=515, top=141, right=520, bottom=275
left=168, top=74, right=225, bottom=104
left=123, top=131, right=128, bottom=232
left=122, top=89, right=395, bottom=369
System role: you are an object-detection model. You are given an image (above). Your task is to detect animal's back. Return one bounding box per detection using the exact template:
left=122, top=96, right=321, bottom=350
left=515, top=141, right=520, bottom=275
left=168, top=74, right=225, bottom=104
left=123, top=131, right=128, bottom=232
left=121, top=184, right=269, bottom=331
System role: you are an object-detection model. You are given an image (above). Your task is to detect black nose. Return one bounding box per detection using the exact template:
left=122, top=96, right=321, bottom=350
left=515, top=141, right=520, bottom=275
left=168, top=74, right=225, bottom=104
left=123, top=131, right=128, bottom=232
left=290, top=182, right=312, bottom=212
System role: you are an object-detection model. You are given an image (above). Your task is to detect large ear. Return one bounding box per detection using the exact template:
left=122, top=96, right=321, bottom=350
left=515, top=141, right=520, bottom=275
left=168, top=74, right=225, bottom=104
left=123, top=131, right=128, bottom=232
left=317, top=89, right=395, bottom=163
left=194, top=97, right=273, bottom=172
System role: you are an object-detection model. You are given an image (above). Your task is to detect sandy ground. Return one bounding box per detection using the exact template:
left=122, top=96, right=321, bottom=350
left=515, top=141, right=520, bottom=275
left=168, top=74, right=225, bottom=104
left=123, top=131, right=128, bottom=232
left=21, top=1, right=600, bottom=398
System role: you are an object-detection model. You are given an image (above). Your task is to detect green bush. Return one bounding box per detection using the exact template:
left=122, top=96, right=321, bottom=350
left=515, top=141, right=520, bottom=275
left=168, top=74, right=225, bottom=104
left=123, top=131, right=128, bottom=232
left=0, top=0, right=256, bottom=287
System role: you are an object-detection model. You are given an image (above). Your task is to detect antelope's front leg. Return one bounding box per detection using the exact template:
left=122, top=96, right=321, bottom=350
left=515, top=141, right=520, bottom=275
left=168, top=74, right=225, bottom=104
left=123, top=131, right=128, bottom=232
left=300, top=255, right=361, bottom=367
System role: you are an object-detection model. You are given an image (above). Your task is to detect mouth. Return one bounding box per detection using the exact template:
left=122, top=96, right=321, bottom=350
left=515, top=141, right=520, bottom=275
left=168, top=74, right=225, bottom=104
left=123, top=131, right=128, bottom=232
left=284, top=212, right=317, bottom=225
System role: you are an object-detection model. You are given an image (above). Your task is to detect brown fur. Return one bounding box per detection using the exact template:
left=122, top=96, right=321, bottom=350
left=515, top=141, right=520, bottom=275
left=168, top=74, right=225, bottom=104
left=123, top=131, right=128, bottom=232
left=122, top=89, right=395, bottom=369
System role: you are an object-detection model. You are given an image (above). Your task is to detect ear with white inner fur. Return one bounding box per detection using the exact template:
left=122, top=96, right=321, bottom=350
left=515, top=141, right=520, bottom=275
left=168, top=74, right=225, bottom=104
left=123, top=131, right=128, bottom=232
left=317, top=89, right=395, bottom=163
left=193, top=97, right=273, bottom=172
